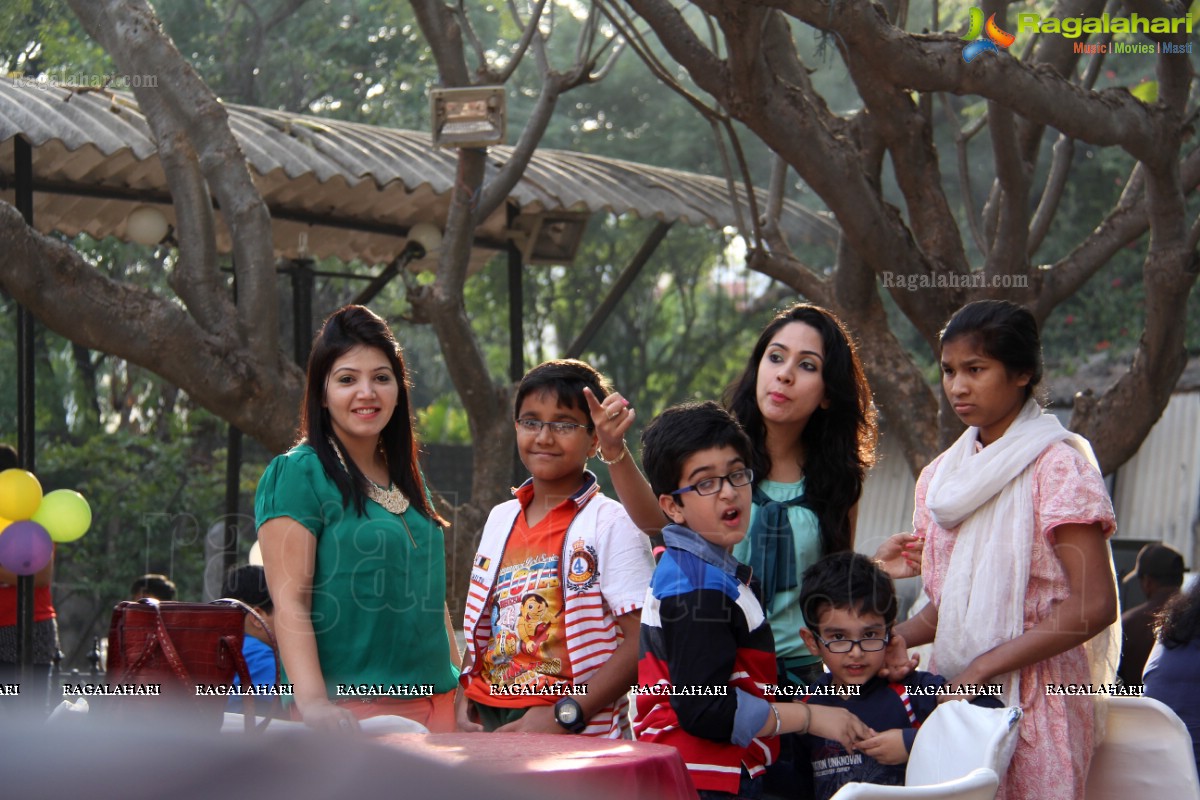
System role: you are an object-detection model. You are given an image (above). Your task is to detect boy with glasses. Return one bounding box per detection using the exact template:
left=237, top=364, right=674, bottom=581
left=457, top=360, right=653, bottom=736
left=636, top=402, right=872, bottom=799
left=794, top=552, right=1000, bottom=798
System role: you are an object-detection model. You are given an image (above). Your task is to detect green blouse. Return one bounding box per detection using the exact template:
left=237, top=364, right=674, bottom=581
left=255, top=443, right=458, bottom=698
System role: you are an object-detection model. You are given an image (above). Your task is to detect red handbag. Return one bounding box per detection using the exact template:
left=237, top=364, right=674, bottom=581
left=104, top=598, right=276, bottom=731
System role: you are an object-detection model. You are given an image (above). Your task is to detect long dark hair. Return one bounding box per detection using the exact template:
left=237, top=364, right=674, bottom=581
left=1157, top=579, right=1200, bottom=649
left=939, top=300, right=1043, bottom=400
left=724, top=304, right=877, bottom=555
left=298, top=304, right=445, bottom=524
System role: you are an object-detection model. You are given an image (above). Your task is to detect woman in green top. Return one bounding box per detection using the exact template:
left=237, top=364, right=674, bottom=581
left=257, top=305, right=459, bottom=733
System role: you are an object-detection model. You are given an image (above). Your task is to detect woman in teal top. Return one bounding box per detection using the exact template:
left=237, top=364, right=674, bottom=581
left=590, top=305, right=918, bottom=679
left=591, top=305, right=917, bottom=797
left=257, top=305, right=459, bottom=733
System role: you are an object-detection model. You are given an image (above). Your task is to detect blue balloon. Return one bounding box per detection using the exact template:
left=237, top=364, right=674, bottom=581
left=0, top=520, right=53, bottom=576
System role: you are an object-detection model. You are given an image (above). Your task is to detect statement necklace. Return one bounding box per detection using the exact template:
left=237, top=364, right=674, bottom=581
left=328, top=437, right=411, bottom=515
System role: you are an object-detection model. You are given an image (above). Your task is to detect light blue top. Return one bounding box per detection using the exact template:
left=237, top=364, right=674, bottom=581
left=732, top=478, right=823, bottom=662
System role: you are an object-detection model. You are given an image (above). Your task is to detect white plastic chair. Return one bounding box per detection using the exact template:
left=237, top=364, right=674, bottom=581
left=829, top=767, right=999, bottom=799
left=1084, top=696, right=1200, bottom=800
left=828, top=703, right=1021, bottom=800
left=905, top=702, right=1023, bottom=786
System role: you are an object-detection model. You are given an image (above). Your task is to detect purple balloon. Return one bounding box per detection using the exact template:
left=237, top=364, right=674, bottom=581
left=0, top=520, right=53, bottom=576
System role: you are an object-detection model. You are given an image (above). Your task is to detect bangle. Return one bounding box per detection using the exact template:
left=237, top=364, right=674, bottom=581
left=797, top=701, right=812, bottom=735
left=597, top=442, right=628, bottom=465
left=769, top=703, right=782, bottom=737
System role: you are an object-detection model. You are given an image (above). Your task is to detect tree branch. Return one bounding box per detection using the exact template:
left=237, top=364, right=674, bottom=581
left=0, top=203, right=301, bottom=451
left=843, top=45, right=968, bottom=276
left=411, top=0, right=472, bottom=85
left=982, top=102, right=1031, bottom=279
left=940, top=94, right=987, bottom=257
left=67, top=0, right=279, bottom=365
left=763, top=0, right=1167, bottom=162
left=497, top=0, right=551, bottom=84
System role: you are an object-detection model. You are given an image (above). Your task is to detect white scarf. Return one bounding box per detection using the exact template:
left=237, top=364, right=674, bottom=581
left=927, top=398, right=1120, bottom=707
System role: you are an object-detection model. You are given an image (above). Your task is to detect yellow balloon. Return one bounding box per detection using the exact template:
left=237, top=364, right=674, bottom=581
left=32, top=489, right=92, bottom=543
left=0, top=469, right=43, bottom=521
left=0, top=517, right=10, bottom=533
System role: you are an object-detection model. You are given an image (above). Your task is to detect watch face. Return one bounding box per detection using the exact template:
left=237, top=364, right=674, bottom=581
left=557, top=700, right=580, bottom=724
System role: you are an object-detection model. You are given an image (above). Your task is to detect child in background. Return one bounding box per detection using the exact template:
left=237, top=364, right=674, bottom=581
left=794, top=552, right=1001, bottom=798
left=221, top=564, right=278, bottom=708
left=457, top=360, right=653, bottom=737
left=635, top=401, right=872, bottom=799
left=892, top=300, right=1120, bottom=800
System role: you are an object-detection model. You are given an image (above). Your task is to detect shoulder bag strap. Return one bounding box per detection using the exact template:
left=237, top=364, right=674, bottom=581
left=118, top=598, right=193, bottom=688
left=213, top=597, right=280, bottom=732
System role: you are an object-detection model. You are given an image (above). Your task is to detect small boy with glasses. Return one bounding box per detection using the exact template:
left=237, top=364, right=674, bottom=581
left=457, top=360, right=653, bottom=736
left=636, top=402, right=872, bottom=799
left=794, top=552, right=1001, bottom=798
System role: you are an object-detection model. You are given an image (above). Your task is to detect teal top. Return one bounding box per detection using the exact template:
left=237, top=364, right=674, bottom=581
left=732, top=478, right=823, bottom=662
left=254, top=443, right=458, bottom=698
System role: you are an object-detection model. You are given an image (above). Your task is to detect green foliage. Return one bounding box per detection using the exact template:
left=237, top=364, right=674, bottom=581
left=155, top=0, right=434, bottom=124
left=0, top=0, right=108, bottom=77
left=41, top=427, right=224, bottom=598
left=416, top=395, right=471, bottom=444
left=1129, top=81, right=1159, bottom=104
left=889, top=0, right=1200, bottom=376
left=462, top=215, right=775, bottom=416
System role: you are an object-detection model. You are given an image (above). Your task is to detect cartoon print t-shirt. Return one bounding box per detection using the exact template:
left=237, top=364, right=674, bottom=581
left=467, top=490, right=579, bottom=706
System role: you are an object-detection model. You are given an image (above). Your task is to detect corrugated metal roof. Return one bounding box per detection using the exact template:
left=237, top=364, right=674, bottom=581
left=1111, top=391, right=1200, bottom=568
left=0, top=79, right=838, bottom=266
left=856, top=429, right=917, bottom=554
left=856, top=430, right=923, bottom=619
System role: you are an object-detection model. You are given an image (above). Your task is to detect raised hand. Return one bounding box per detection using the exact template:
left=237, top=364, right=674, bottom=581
left=584, top=386, right=635, bottom=463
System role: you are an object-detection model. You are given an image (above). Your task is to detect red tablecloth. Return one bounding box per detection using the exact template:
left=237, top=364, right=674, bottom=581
left=379, top=732, right=698, bottom=800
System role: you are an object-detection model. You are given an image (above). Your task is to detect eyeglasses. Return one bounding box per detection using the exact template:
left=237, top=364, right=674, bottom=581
left=515, top=419, right=592, bottom=436
left=671, top=468, right=754, bottom=497
left=813, top=632, right=890, bottom=654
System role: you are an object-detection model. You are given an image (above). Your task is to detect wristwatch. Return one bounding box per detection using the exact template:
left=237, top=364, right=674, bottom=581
left=553, top=696, right=587, bottom=733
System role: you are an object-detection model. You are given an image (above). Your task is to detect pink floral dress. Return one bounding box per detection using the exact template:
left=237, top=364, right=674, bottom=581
left=917, top=440, right=1116, bottom=800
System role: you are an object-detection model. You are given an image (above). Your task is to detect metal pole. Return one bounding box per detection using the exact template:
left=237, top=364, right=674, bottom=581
left=507, top=203, right=524, bottom=384
left=507, top=203, right=525, bottom=484
left=14, top=134, right=37, bottom=688
left=291, top=259, right=314, bottom=366
left=223, top=425, right=242, bottom=576
left=352, top=246, right=421, bottom=308
left=223, top=270, right=240, bottom=576
left=564, top=221, right=673, bottom=359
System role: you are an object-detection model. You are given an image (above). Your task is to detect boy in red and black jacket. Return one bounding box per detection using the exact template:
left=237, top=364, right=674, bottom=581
left=634, top=402, right=871, bottom=799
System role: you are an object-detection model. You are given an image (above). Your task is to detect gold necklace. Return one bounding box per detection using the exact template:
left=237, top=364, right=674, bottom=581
left=328, top=437, right=411, bottom=515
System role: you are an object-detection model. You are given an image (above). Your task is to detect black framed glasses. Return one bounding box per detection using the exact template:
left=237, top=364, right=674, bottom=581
left=671, top=468, right=754, bottom=497
left=813, top=632, right=890, bottom=654
left=515, top=419, right=592, bottom=436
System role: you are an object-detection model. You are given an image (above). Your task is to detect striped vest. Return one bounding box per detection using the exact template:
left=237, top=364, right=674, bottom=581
left=462, top=493, right=635, bottom=738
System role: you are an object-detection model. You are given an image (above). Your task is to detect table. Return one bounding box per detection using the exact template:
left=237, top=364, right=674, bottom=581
left=379, top=732, right=698, bottom=800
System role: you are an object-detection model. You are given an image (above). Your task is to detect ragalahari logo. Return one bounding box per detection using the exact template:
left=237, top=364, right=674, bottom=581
left=962, top=8, right=1016, bottom=62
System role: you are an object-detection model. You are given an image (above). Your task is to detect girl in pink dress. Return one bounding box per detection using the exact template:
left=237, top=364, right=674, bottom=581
left=893, top=300, right=1120, bottom=800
